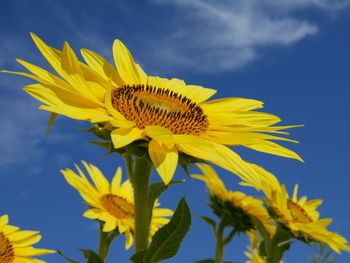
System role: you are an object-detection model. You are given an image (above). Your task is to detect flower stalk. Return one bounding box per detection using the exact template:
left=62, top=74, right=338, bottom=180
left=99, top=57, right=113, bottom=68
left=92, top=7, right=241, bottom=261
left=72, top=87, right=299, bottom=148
left=124, top=155, right=153, bottom=251
left=214, top=220, right=226, bottom=263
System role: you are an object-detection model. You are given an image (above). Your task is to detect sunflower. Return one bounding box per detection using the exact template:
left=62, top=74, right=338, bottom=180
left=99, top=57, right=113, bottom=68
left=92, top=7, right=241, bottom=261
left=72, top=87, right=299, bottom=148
left=259, top=170, right=350, bottom=253
left=2, top=33, right=302, bottom=186
left=61, top=161, right=172, bottom=249
left=244, top=247, right=266, bottom=263
left=0, top=214, right=55, bottom=263
left=192, top=164, right=275, bottom=235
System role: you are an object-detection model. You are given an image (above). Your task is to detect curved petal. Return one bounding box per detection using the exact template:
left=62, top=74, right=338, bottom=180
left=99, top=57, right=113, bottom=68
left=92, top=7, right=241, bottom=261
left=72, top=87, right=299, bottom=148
left=111, top=127, right=145, bottom=148
left=81, top=48, right=124, bottom=86
left=82, top=162, right=110, bottom=194
left=180, top=84, right=217, bottom=103
left=125, top=231, right=134, bottom=250
left=104, top=80, right=127, bottom=120
left=245, top=141, right=303, bottom=162
left=14, top=247, right=55, bottom=256
left=0, top=214, right=9, bottom=227
left=111, top=167, right=122, bottom=194
left=174, top=135, right=261, bottom=187
left=145, top=126, right=175, bottom=149
left=201, top=97, right=264, bottom=112
left=83, top=208, right=101, bottom=219
left=113, top=39, right=140, bottom=84
left=149, top=140, right=178, bottom=185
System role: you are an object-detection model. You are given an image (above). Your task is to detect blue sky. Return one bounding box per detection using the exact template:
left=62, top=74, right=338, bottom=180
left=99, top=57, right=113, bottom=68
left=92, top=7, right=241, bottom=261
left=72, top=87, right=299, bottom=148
left=1, top=0, right=350, bottom=262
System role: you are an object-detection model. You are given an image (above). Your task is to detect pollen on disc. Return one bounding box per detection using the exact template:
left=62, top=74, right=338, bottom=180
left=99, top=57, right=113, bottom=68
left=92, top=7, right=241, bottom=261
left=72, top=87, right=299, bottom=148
left=111, top=84, right=209, bottom=135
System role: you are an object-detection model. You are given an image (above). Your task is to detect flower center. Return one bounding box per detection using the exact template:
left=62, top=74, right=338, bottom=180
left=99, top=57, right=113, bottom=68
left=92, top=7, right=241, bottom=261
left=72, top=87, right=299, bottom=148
left=101, top=194, right=134, bottom=219
left=0, top=233, right=14, bottom=263
left=111, top=85, right=209, bottom=135
left=287, top=199, right=313, bottom=224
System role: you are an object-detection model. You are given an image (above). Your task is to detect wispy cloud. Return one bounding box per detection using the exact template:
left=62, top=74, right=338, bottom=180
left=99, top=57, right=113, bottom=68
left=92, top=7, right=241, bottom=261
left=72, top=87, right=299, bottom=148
left=146, top=0, right=349, bottom=73
left=1, top=0, right=349, bottom=168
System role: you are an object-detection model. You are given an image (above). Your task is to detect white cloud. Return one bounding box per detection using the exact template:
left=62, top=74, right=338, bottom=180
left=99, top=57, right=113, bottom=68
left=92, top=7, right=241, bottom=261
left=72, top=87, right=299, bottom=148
left=147, top=0, right=349, bottom=72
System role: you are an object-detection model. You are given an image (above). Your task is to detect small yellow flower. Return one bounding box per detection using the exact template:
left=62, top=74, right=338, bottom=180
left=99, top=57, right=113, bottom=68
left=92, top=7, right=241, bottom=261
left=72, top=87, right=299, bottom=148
left=61, top=162, right=172, bottom=249
left=259, top=169, right=350, bottom=254
left=3, top=33, right=301, bottom=186
left=0, top=214, right=55, bottom=263
left=193, top=164, right=275, bottom=234
left=245, top=247, right=266, bottom=263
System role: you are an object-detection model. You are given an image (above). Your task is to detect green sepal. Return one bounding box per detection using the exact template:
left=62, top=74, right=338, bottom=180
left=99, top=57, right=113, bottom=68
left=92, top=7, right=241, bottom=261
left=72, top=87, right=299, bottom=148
left=46, top=112, right=58, bottom=136
left=88, top=141, right=113, bottom=150
left=178, top=153, right=208, bottom=178
left=198, top=216, right=216, bottom=231
left=78, top=249, right=104, bottom=263
left=76, top=124, right=111, bottom=141
left=56, top=250, right=80, bottom=263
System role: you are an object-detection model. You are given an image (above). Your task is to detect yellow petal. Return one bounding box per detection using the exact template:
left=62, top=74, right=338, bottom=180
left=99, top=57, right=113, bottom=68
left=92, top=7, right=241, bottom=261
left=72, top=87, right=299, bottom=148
left=111, top=167, right=122, bottom=194
left=174, top=136, right=261, bottom=186
left=82, top=162, right=110, bottom=194
left=12, top=234, right=41, bottom=247
left=83, top=209, right=101, bottom=219
left=24, top=83, right=101, bottom=108
left=81, top=48, right=124, bottom=86
left=103, top=219, right=117, bottom=232
left=14, top=246, right=55, bottom=256
left=145, top=126, right=175, bottom=149
left=8, top=231, right=39, bottom=242
left=104, top=80, right=127, bottom=120
left=61, top=42, right=99, bottom=100
left=245, top=141, right=303, bottom=162
left=111, top=127, right=145, bottom=148
left=135, top=63, right=148, bottom=83
left=113, top=39, right=140, bottom=84
left=39, top=105, right=104, bottom=121
left=16, top=59, right=71, bottom=89
left=30, top=33, right=64, bottom=76
left=201, top=97, right=264, bottom=112
left=125, top=231, right=134, bottom=250
left=179, top=84, right=217, bottom=103
left=149, top=140, right=179, bottom=185
left=0, top=214, right=9, bottom=227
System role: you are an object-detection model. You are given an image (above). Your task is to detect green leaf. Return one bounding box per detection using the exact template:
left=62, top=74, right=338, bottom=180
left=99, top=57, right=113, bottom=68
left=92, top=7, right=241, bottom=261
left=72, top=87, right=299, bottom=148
left=57, top=250, right=80, bottom=263
left=143, top=197, right=192, bottom=263
left=148, top=180, right=184, bottom=212
left=78, top=249, right=104, bottom=263
left=130, top=250, right=147, bottom=263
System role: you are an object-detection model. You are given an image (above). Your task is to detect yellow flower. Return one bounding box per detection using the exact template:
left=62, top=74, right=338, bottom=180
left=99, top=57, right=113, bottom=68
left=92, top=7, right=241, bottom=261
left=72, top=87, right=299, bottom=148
left=0, top=214, right=55, bottom=263
left=245, top=247, right=266, bottom=263
left=3, top=33, right=301, bottom=186
left=193, top=164, right=275, bottom=234
left=259, top=170, right=350, bottom=254
left=61, top=161, right=172, bottom=249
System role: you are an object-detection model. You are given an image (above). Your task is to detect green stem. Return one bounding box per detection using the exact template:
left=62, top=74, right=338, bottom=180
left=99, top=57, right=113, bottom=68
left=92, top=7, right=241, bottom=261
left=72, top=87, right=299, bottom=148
left=98, top=222, right=119, bottom=260
left=265, top=224, right=291, bottom=263
left=214, top=221, right=226, bottom=263
left=98, top=223, right=108, bottom=260
left=124, top=155, right=153, bottom=252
